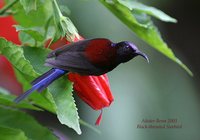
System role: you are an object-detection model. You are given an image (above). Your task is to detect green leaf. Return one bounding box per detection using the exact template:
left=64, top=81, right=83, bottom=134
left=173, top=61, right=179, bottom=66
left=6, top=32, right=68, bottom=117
left=0, top=38, right=55, bottom=112
left=19, top=32, right=35, bottom=46
left=0, top=0, right=18, bottom=16
left=49, top=78, right=81, bottom=135
left=0, top=89, right=42, bottom=111
left=15, top=25, right=45, bottom=42
left=12, top=0, right=53, bottom=27
left=21, top=47, right=57, bottom=113
left=23, top=47, right=81, bottom=134
left=23, top=47, right=50, bottom=73
left=0, top=125, right=28, bottom=140
left=0, top=38, right=39, bottom=77
left=9, top=0, right=60, bottom=46
left=14, top=68, right=56, bottom=113
left=118, top=0, right=177, bottom=23
left=20, top=0, right=37, bottom=14
left=8, top=0, right=55, bottom=46
left=0, top=107, right=58, bottom=140
left=99, top=0, right=192, bottom=76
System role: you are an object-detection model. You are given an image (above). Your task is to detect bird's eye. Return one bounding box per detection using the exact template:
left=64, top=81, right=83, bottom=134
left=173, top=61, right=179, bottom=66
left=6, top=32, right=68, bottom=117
left=124, top=45, right=130, bottom=51
left=122, top=46, right=130, bottom=53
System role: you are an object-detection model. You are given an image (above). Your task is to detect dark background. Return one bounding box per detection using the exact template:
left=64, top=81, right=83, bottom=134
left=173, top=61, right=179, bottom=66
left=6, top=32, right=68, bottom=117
left=163, top=0, right=200, bottom=83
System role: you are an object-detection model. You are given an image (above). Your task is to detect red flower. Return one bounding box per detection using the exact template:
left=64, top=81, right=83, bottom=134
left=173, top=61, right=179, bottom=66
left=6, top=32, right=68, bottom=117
left=50, top=37, right=114, bottom=125
left=0, top=1, right=22, bottom=95
left=0, top=1, right=20, bottom=45
left=68, top=74, right=113, bottom=110
left=0, top=55, right=23, bottom=95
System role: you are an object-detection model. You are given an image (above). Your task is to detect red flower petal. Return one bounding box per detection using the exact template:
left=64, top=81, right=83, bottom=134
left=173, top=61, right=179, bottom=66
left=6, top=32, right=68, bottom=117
left=0, top=2, right=22, bottom=94
left=0, top=55, right=23, bottom=95
left=95, top=110, right=103, bottom=125
left=0, top=1, right=20, bottom=45
left=68, top=74, right=113, bottom=110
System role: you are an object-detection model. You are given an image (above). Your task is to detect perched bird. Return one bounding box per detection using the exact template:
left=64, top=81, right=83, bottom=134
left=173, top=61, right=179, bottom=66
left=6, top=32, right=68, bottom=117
left=14, top=38, right=149, bottom=103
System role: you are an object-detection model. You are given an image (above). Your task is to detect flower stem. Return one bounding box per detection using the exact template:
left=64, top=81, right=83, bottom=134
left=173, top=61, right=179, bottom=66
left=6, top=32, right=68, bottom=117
left=52, top=0, right=63, bottom=17
left=0, top=0, right=19, bottom=15
left=51, top=0, right=79, bottom=42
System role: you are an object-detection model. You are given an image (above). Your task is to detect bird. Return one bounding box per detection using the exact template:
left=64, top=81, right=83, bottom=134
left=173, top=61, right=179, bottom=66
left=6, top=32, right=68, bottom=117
left=14, top=38, right=149, bottom=103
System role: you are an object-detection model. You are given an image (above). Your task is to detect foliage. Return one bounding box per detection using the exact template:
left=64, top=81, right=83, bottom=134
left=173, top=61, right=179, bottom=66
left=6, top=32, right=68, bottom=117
left=99, top=0, right=192, bottom=76
left=0, top=107, right=58, bottom=140
left=0, top=0, right=192, bottom=138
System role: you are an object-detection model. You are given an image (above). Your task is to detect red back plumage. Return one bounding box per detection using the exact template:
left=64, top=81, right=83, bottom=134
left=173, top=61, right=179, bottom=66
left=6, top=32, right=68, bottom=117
left=85, top=39, right=117, bottom=67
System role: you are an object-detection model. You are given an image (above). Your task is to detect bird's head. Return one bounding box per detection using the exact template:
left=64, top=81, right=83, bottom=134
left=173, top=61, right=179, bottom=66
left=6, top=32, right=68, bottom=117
left=113, top=41, right=149, bottom=63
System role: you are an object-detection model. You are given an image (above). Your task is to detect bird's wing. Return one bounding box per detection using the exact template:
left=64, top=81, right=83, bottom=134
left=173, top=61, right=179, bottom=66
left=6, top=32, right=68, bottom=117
left=47, top=39, right=88, bottom=58
left=45, top=38, right=113, bottom=75
left=45, top=52, right=101, bottom=75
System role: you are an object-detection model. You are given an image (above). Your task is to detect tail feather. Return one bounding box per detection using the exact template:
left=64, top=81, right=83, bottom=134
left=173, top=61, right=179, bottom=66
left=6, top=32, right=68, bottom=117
left=14, top=68, right=67, bottom=103
left=36, top=69, right=65, bottom=92
left=14, top=84, right=41, bottom=103
left=31, top=69, right=56, bottom=85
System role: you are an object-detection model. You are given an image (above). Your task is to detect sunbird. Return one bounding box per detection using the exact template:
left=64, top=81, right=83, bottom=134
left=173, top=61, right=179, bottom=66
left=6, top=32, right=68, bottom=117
left=14, top=38, right=149, bottom=103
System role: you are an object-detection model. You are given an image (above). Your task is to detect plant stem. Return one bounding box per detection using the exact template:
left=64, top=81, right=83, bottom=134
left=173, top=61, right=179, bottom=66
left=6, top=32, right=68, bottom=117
left=52, top=0, right=79, bottom=42
left=0, top=0, right=19, bottom=15
left=52, top=0, right=63, bottom=17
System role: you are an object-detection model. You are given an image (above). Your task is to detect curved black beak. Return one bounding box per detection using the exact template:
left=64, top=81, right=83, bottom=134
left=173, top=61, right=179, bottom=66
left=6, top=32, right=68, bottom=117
left=136, top=51, right=149, bottom=63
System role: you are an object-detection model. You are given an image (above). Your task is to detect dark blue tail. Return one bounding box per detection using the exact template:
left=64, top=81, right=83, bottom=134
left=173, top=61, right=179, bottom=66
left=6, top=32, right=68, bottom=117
left=14, top=68, right=67, bottom=103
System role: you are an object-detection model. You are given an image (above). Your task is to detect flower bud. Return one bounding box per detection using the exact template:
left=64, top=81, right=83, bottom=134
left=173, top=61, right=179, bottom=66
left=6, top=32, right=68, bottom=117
left=68, top=74, right=114, bottom=110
